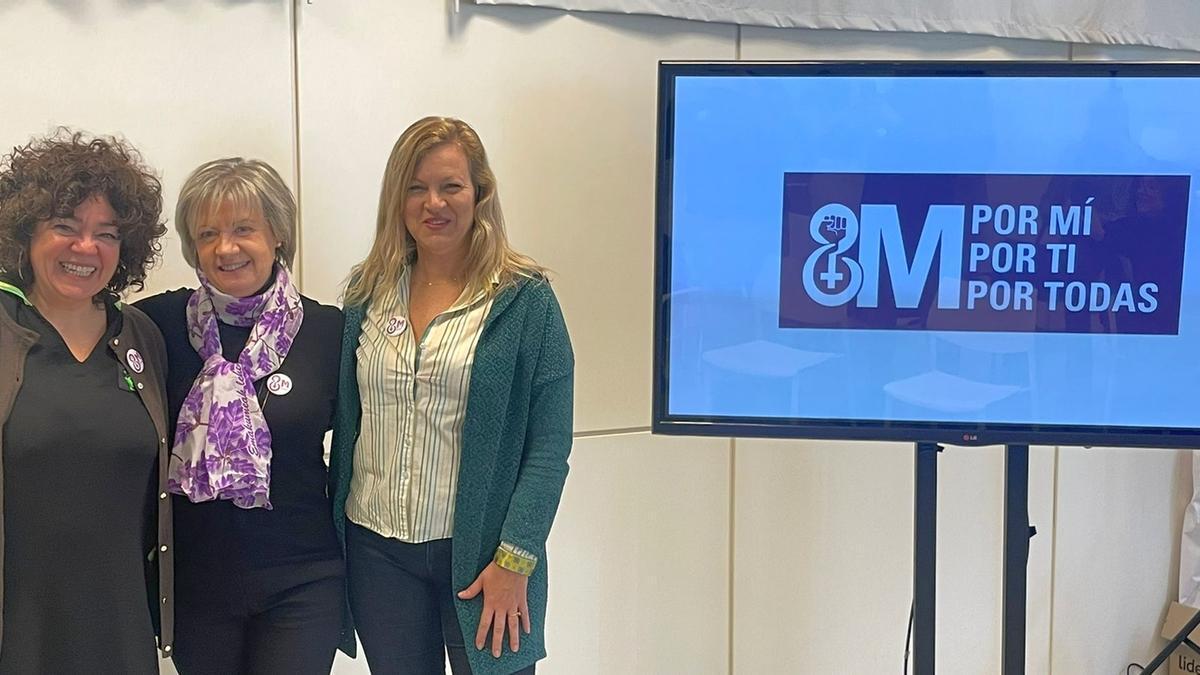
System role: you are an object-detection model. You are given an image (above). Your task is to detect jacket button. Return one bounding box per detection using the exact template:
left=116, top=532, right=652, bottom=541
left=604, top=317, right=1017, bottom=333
left=164, top=645, right=172, bottom=653
left=160, top=545, right=168, bottom=552
left=136, top=382, right=144, bottom=390
left=161, top=596, right=168, bottom=604
left=159, top=492, right=167, bottom=500
left=113, top=338, right=119, bottom=346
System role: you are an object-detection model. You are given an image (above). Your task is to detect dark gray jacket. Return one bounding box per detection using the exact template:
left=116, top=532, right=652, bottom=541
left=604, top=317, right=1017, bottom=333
left=0, top=283, right=174, bottom=658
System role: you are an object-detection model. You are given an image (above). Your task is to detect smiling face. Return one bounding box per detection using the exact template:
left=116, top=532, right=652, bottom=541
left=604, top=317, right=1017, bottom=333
left=193, top=199, right=278, bottom=297
left=403, top=142, right=476, bottom=263
left=28, top=193, right=121, bottom=310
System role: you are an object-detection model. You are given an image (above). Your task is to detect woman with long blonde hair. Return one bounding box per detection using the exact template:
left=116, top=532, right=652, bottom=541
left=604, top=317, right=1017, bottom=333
left=331, top=117, right=573, bottom=675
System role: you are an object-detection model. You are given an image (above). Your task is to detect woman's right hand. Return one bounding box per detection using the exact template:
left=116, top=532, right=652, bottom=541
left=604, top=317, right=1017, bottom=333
left=457, top=562, right=532, bottom=658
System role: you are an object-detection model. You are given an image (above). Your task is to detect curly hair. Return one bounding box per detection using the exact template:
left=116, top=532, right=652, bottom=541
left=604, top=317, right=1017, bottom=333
left=0, top=130, right=166, bottom=302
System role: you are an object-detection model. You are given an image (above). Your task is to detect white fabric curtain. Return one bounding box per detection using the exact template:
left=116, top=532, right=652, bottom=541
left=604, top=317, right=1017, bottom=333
left=1182, top=452, right=1200, bottom=606
left=475, top=0, right=1200, bottom=53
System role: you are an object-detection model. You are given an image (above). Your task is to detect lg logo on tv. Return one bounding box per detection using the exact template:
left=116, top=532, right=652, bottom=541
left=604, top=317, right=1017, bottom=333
left=801, top=201, right=963, bottom=310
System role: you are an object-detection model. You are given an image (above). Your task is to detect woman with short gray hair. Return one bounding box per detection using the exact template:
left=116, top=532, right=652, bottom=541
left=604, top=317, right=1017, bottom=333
left=137, top=157, right=345, bottom=674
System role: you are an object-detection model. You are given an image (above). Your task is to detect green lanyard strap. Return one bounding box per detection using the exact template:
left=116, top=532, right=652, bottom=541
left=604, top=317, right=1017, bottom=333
left=0, top=281, right=30, bottom=306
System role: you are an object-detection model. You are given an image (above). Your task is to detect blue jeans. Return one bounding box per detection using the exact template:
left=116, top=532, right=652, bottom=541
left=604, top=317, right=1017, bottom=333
left=346, top=522, right=536, bottom=675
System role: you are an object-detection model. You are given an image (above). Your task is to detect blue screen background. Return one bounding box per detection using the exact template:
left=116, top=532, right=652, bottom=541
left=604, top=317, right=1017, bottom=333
left=666, top=75, right=1200, bottom=427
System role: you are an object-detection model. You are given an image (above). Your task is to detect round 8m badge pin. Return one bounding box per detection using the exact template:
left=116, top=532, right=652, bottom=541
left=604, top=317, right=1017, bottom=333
left=266, top=373, right=293, bottom=396
left=385, top=316, right=408, bottom=337
left=126, top=348, right=144, bottom=374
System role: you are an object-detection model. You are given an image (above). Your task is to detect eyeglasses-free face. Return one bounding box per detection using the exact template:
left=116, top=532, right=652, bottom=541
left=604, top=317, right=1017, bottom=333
left=28, top=193, right=121, bottom=310
left=193, top=200, right=279, bottom=298
left=403, top=143, right=476, bottom=263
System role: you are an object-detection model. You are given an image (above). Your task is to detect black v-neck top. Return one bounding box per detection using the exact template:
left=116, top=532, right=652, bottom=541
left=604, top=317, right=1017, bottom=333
left=136, top=289, right=344, bottom=609
left=1, top=301, right=158, bottom=674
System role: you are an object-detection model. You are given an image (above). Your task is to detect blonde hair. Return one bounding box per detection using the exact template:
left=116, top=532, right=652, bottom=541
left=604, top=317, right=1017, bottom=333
left=174, top=158, right=296, bottom=269
left=344, top=116, right=546, bottom=307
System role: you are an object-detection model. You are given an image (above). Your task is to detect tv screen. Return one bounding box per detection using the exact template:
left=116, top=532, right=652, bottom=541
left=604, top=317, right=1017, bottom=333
left=653, top=61, right=1200, bottom=447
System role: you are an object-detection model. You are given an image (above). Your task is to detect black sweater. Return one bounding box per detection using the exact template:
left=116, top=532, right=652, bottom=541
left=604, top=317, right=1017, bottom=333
left=137, top=289, right=344, bottom=602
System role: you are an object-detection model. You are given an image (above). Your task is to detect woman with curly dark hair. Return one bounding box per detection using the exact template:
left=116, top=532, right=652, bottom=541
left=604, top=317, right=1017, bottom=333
left=0, top=130, right=173, bottom=673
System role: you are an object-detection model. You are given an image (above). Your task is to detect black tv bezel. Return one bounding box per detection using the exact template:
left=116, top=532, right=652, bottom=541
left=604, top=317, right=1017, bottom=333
left=653, top=60, right=1200, bottom=448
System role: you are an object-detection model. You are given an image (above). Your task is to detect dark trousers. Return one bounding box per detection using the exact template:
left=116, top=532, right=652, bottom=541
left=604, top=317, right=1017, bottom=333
left=170, top=571, right=345, bottom=675
left=346, top=522, right=535, bottom=675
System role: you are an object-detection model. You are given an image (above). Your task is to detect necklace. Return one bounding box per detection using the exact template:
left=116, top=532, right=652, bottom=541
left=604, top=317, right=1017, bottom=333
left=412, top=265, right=463, bottom=287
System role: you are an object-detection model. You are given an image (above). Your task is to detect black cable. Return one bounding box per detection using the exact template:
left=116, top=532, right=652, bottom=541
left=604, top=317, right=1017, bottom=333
left=904, top=598, right=914, bottom=675
left=1126, top=663, right=1144, bottom=674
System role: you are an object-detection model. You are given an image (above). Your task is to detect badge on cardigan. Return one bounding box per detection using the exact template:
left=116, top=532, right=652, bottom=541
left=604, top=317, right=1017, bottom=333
left=385, top=316, right=408, bottom=337
left=126, top=348, right=144, bottom=374
left=266, top=373, right=293, bottom=396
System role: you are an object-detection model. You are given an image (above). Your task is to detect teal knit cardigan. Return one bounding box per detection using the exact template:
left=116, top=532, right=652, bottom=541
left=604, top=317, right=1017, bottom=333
left=329, top=277, right=574, bottom=675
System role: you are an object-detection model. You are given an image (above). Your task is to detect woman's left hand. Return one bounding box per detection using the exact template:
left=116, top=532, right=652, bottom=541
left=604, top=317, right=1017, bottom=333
left=458, top=562, right=532, bottom=657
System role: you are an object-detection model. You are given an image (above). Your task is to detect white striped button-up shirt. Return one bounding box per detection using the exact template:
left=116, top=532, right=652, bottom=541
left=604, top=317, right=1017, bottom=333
left=346, top=268, right=494, bottom=543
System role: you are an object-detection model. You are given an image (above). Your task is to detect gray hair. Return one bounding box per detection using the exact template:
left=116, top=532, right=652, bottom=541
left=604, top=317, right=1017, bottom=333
left=174, top=158, right=296, bottom=268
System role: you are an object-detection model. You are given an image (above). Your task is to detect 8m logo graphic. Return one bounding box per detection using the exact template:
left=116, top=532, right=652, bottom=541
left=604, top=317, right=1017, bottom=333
left=801, top=201, right=963, bottom=311
left=802, top=204, right=862, bottom=306
left=779, top=173, right=1188, bottom=335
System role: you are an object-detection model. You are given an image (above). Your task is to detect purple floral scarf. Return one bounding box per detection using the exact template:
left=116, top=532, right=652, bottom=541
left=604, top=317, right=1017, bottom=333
left=168, top=265, right=304, bottom=509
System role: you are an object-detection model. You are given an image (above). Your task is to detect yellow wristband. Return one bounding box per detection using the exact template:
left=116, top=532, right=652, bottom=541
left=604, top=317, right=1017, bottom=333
left=494, top=542, right=537, bottom=576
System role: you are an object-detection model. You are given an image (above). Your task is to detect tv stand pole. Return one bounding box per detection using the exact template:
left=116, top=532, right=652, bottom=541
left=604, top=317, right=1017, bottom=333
left=913, top=442, right=941, bottom=675
left=1003, top=443, right=1032, bottom=675
left=914, top=442, right=1033, bottom=675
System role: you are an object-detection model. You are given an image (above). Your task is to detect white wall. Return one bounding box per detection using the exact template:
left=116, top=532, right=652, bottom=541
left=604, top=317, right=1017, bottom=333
left=2, top=2, right=1194, bottom=673
left=0, top=0, right=298, bottom=296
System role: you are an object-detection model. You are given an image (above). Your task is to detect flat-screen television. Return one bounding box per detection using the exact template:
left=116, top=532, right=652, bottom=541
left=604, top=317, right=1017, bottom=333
left=653, top=61, right=1200, bottom=447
